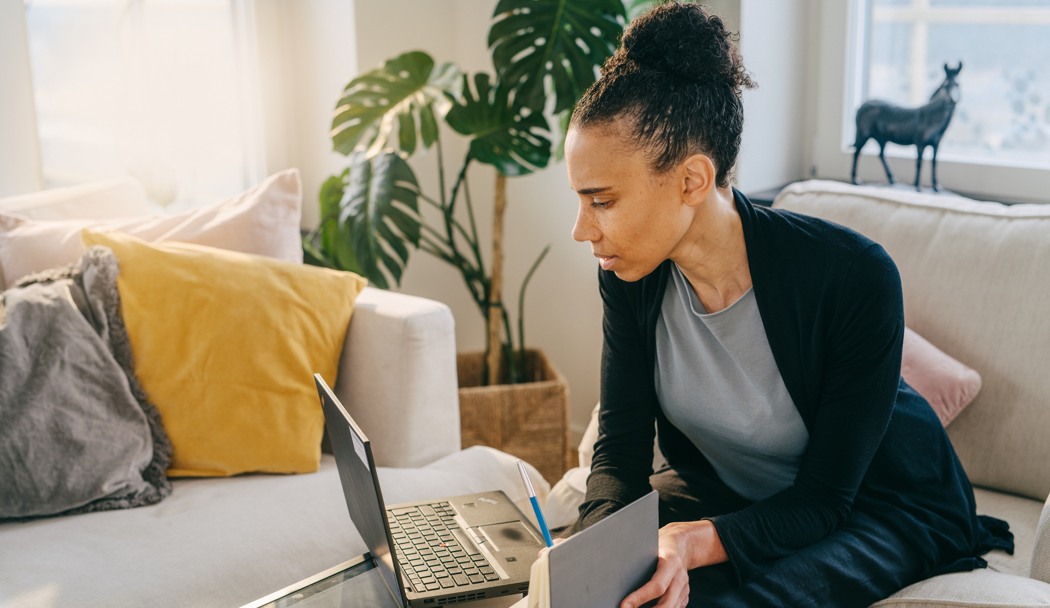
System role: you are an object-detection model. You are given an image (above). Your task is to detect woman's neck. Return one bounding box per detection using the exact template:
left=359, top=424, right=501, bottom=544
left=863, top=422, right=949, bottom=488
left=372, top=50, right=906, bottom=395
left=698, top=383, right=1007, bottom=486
left=670, top=187, right=751, bottom=314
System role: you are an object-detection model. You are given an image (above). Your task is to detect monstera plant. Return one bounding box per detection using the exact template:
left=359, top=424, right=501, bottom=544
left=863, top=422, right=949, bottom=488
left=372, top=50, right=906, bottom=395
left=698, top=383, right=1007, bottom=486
left=305, top=0, right=642, bottom=385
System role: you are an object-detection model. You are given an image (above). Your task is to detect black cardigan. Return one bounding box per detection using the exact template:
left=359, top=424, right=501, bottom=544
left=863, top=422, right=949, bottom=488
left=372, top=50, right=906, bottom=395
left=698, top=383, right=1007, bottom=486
left=573, top=190, right=1009, bottom=583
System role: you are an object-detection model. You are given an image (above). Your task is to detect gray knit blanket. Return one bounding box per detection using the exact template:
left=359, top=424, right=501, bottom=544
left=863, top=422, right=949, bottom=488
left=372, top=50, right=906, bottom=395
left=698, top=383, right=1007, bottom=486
left=0, top=247, right=172, bottom=520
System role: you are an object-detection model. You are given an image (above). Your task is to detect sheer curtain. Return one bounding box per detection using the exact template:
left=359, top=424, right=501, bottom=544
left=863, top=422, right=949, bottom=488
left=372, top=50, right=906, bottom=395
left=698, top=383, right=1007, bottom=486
left=23, top=0, right=266, bottom=208
left=0, top=1, right=43, bottom=197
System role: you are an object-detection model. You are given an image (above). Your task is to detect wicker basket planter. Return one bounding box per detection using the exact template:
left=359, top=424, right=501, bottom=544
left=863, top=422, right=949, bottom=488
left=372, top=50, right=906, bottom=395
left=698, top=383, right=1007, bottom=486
left=457, top=349, right=570, bottom=483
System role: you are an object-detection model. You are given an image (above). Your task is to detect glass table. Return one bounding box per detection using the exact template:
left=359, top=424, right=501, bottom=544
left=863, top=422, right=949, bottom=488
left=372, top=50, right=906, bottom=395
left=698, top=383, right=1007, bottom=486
left=243, top=554, right=525, bottom=608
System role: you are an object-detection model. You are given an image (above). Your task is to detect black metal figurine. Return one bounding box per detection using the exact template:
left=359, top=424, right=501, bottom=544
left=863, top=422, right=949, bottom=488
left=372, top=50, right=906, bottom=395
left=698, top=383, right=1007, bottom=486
left=851, top=62, right=962, bottom=192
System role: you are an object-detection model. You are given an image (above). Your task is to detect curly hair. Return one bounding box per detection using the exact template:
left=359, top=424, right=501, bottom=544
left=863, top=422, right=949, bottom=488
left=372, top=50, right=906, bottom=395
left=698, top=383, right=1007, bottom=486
left=571, top=2, right=755, bottom=187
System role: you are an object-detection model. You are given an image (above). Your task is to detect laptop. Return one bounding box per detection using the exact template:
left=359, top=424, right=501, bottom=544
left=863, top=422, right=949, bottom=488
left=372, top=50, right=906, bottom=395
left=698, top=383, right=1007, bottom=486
left=314, top=374, right=544, bottom=607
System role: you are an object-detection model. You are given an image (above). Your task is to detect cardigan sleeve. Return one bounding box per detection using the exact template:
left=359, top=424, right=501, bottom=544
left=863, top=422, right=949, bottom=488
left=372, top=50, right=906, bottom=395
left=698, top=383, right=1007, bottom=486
left=711, top=243, right=906, bottom=583
left=567, top=268, right=659, bottom=534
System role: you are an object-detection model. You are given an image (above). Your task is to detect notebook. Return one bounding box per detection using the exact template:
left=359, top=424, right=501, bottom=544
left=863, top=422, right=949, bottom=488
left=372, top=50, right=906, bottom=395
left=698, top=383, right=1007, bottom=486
left=526, top=491, right=659, bottom=608
left=315, top=374, right=544, bottom=607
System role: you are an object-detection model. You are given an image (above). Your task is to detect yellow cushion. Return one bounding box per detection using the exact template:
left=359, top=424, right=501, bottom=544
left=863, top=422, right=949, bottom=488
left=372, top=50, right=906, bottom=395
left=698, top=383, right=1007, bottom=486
left=82, top=229, right=367, bottom=477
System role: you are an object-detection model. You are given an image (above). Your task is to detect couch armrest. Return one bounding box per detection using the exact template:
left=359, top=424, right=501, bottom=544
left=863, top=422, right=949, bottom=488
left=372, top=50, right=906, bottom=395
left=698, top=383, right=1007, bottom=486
left=1033, top=492, right=1050, bottom=583
left=334, top=287, right=460, bottom=468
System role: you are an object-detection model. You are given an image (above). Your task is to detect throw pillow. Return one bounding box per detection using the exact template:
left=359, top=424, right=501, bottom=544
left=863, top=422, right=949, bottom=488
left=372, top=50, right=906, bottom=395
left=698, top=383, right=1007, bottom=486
left=0, top=169, right=303, bottom=290
left=82, top=230, right=367, bottom=477
left=0, top=247, right=172, bottom=520
left=901, top=327, right=983, bottom=427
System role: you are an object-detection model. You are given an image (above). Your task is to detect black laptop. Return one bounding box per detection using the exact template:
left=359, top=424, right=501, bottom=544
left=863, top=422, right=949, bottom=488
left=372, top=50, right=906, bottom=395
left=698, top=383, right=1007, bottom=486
left=314, top=374, right=543, bottom=607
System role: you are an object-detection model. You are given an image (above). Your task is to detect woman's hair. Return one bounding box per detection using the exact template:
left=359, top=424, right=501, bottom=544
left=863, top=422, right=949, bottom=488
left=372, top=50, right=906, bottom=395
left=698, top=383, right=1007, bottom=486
left=571, top=2, right=755, bottom=187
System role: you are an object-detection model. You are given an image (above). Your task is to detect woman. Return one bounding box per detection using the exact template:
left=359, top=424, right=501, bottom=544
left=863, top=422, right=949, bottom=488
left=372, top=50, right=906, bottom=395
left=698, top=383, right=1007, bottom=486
left=562, top=3, right=1012, bottom=607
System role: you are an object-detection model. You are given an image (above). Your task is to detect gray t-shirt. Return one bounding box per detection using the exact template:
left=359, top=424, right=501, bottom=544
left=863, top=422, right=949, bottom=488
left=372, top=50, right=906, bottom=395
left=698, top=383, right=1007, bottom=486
left=654, top=264, right=808, bottom=501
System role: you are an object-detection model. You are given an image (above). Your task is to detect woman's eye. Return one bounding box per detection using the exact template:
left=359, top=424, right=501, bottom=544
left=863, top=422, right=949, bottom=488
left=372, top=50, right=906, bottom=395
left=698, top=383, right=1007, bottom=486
left=591, top=199, right=611, bottom=209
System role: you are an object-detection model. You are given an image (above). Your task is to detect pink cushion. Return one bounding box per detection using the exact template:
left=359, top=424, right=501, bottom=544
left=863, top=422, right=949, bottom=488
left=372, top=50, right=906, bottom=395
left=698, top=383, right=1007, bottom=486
left=0, top=169, right=302, bottom=289
left=901, top=328, right=982, bottom=427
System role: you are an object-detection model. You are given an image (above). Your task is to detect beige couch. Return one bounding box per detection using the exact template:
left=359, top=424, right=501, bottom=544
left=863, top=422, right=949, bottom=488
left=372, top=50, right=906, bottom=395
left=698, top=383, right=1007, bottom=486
left=546, top=180, right=1050, bottom=606
left=0, top=178, right=549, bottom=608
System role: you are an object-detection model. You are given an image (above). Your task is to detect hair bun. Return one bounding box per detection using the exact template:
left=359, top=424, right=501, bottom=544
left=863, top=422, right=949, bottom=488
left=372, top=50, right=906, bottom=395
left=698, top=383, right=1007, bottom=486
left=620, top=3, right=749, bottom=88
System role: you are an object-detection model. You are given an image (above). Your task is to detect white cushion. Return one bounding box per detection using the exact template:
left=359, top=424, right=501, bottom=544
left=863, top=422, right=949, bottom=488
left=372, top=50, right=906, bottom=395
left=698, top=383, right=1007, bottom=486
left=0, top=177, right=150, bottom=220
left=545, top=466, right=589, bottom=529
left=0, top=448, right=546, bottom=608
left=0, top=169, right=303, bottom=289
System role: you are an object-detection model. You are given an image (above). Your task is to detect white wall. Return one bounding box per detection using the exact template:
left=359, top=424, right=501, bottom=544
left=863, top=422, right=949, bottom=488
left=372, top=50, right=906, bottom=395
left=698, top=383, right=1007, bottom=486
left=737, top=0, right=811, bottom=192
left=255, top=0, right=359, bottom=228
left=0, top=0, right=43, bottom=196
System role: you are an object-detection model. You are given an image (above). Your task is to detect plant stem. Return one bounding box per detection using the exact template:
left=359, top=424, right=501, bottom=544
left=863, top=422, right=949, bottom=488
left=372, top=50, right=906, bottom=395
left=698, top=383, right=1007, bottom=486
left=461, top=172, right=484, bottom=273
left=500, top=303, right=518, bottom=383
left=448, top=155, right=472, bottom=222
left=518, top=244, right=550, bottom=369
left=486, top=172, right=507, bottom=385
left=418, top=235, right=486, bottom=305
left=418, top=193, right=478, bottom=248
left=436, top=136, right=448, bottom=208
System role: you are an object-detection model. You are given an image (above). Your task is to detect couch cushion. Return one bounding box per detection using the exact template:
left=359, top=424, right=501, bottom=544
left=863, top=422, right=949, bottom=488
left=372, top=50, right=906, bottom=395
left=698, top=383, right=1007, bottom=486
left=0, top=169, right=303, bottom=289
left=0, top=448, right=547, bottom=608
left=973, top=487, right=1044, bottom=577
left=774, top=180, right=1050, bottom=502
left=871, top=570, right=1050, bottom=607
left=1033, top=493, right=1050, bottom=584
left=82, top=230, right=366, bottom=477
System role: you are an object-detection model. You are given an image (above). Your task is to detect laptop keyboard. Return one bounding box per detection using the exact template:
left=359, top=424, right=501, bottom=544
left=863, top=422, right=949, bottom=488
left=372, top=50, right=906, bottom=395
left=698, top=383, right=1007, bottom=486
left=388, top=502, right=501, bottom=593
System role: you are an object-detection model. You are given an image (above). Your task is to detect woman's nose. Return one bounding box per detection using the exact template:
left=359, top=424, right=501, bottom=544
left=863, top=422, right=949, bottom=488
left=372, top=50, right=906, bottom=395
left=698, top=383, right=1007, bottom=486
left=572, top=208, right=597, bottom=243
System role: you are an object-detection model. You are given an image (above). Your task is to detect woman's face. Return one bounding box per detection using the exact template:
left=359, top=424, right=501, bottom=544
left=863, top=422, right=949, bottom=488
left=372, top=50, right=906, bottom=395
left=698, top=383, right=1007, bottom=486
left=566, top=122, right=694, bottom=282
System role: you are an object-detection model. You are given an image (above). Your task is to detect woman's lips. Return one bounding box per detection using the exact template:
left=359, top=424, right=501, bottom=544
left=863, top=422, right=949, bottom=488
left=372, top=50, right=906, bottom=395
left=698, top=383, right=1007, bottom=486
left=597, top=255, right=616, bottom=270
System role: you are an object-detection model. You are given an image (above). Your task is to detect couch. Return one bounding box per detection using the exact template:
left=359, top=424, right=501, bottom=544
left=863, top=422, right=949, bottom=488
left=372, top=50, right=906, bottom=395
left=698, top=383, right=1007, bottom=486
left=0, top=175, right=549, bottom=608
left=544, top=180, right=1050, bottom=607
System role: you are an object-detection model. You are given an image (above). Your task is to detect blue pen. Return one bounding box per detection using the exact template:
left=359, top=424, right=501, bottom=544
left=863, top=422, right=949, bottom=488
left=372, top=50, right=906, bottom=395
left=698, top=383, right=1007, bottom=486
left=517, top=460, right=554, bottom=547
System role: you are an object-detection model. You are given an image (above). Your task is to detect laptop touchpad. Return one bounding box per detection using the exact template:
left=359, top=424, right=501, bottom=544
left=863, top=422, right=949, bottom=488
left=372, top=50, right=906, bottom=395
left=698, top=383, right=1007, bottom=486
left=477, top=522, right=542, bottom=552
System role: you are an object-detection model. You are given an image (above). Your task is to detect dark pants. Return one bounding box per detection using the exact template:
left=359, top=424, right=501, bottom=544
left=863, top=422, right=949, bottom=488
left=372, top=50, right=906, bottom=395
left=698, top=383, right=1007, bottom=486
left=651, top=466, right=927, bottom=608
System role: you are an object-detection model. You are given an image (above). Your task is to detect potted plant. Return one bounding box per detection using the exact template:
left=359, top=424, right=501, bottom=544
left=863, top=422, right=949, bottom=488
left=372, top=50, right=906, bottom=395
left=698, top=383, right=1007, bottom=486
left=304, top=0, right=649, bottom=480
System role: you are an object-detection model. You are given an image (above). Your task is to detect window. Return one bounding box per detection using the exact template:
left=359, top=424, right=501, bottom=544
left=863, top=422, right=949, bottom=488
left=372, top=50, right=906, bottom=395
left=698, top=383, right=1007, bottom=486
left=24, top=0, right=264, bottom=207
left=811, top=0, right=1050, bottom=203
left=858, top=0, right=1050, bottom=168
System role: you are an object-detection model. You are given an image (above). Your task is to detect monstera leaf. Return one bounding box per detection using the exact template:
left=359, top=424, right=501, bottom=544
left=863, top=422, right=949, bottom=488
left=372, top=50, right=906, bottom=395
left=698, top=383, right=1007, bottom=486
left=331, top=51, right=461, bottom=157
left=305, top=169, right=360, bottom=273
left=445, top=73, right=551, bottom=176
left=316, top=153, right=421, bottom=289
left=488, top=0, right=626, bottom=114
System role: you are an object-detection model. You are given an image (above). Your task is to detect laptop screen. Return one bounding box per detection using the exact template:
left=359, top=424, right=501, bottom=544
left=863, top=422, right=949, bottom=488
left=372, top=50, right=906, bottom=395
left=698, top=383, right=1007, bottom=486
left=315, top=374, right=405, bottom=605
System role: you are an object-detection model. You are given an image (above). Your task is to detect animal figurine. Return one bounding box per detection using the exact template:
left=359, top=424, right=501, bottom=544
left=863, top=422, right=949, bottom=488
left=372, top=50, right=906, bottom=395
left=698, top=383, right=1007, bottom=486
left=851, top=62, right=962, bottom=192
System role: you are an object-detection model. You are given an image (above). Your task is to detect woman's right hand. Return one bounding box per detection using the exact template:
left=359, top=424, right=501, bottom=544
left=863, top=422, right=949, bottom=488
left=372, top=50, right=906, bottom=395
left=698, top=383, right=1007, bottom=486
left=619, top=522, right=695, bottom=608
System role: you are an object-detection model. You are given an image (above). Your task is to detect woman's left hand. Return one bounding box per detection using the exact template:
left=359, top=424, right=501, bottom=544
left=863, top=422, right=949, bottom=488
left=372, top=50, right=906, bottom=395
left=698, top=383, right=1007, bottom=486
left=619, top=520, right=727, bottom=608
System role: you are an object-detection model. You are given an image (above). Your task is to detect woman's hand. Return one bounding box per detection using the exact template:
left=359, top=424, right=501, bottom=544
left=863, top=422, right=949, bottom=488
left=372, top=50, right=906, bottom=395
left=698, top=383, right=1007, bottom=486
left=620, top=520, right=727, bottom=608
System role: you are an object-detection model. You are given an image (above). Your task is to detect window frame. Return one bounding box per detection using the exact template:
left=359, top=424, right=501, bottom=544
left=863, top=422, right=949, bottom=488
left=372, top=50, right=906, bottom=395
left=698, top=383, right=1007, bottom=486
left=810, top=0, right=1050, bottom=204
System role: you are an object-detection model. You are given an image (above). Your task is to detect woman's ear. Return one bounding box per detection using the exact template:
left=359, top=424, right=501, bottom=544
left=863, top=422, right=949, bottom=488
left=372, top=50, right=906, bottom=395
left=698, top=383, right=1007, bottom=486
left=681, top=154, right=716, bottom=206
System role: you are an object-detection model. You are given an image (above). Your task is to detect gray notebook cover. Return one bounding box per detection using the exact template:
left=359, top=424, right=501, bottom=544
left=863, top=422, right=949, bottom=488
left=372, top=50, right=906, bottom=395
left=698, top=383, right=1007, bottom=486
left=548, top=491, right=659, bottom=606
